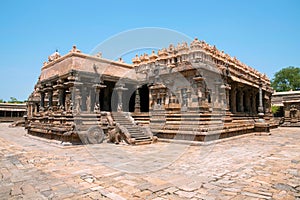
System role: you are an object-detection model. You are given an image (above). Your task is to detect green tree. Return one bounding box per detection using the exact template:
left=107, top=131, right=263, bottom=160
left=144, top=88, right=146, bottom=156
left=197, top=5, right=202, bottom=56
left=0, top=99, right=4, bottom=103
left=8, top=97, right=23, bottom=104
left=271, top=66, right=300, bottom=92
left=271, top=105, right=280, bottom=114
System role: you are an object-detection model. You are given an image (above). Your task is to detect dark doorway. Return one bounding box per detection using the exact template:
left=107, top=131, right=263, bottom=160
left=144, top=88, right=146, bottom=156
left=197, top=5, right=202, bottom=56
left=101, top=81, right=115, bottom=111
left=274, top=106, right=284, bottom=117
left=139, top=84, right=149, bottom=112
left=124, top=83, right=136, bottom=112
left=129, top=90, right=135, bottom=112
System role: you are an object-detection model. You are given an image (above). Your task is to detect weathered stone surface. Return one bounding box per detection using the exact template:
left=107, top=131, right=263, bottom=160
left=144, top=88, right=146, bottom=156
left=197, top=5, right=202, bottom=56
left=273, top=183, right=297, bottom=192
left=241, top=191, right=272, bottom=199
left=0, top=124, right=299, bottom=199
left=175, top=190, right=196, bottom=198
left=148, top=183, right=172, bottom=193
left=10, top=183, right=23, bottom=196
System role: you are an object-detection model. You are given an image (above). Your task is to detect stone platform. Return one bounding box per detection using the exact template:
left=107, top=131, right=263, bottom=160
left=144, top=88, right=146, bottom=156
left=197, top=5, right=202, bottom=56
left=0, top=123, right=299, bottom=199
left=134, top=112, right=276, bottom=142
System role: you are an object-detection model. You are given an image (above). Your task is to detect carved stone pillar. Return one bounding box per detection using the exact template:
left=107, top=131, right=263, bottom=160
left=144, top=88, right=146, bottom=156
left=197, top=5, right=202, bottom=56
left=66, top=86, right=74, bottom=112
left=53, top=80, right=65, bottom=111
left=86, top=88, right=92, bottom=112
left=43, top=83, right=53, bottom=109
left=94, top=88, right=100, bottom=112
left=165, top=90, right=170, bottom=106
left=34, top=103, right=38, bottom=114
left=40, top=92, right=45, bottom=111
left=58, top=89, right=64, bottom=108
left=226, top=88, right=230, bottom=111
left=75, top=88, right=82, bottom=113
left=134, top=87, right=141, bottom=113
left=193, top=76, right=204, bottom=107
left=238, top=89, right=244, bottom=112
left=230, top=87, right=237, bottom=113
left=254, top=79, right=269, bottom=132
left=214, top=80, right=222, bottom=105
left=222, top=84, right=231, bottom=111
left=186, top=88, right=192, bottom=107
left=73, top=82, right=83, bottom=113
left=81, top=87, right=87, bottom=112
left=93, top=83, right=106, bottom=113
left=182, top=88, right=188, bottom=107
left=149, top=87, right=153, bottom=110
left=161, top=91, right=166, bottom=108
left=258, top=81, right=265, bottom=121
left=48, top=90, right=53, bottom=108
left=115, top=83, right=128, bottom=112
left=28, top=102, right=33, bottom=117
left=176, top=90, right=181, bottom=104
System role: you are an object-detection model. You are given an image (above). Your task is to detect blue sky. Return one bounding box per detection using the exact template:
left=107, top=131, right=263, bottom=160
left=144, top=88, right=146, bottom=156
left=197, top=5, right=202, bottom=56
left=0, top=0, right=299, bottom=101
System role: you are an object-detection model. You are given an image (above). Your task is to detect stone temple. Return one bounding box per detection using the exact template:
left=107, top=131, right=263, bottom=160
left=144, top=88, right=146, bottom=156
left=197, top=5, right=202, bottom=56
left=25, top=39, right=276, bottom=145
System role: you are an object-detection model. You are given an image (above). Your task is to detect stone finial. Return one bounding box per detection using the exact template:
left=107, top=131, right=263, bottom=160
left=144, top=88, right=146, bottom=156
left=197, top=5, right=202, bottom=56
left=149, top=50, right=158, bottom=61
left=140, top=53, right=150, bottom=62
left=177, top=42, right=189, bottom=52
left=118, top=57, right=124, bottom=63
left=157, top=48, right=168, bottom=57
left=168, top=44, right=174, bottom=52
left=48, top=50, right=61, bottom=62
left=132, top=54, right=141, bottom=64
left=190, top=38, right=202, bottom=50
left=70, top=45, right=81, bottom=53
left=95, top=52, right=102, bottom=58
left=225, top=53, right=230, bottom=60
left=176, top=43, right=181, bottom=50
left=183, top=42, right=188, bottom=48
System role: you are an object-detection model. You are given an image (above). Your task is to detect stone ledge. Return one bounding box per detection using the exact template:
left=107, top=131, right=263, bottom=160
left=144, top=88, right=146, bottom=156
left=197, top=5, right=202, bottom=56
left=158, top=132, right=256, bottom=146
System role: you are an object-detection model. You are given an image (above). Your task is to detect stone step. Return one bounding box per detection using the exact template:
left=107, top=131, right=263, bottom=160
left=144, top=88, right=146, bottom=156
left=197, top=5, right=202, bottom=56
left=163, top=126, right=224, bottom=131
left=112, top=112, right=153, bottom=145
left=133, top=136, right=151, bottom=140
left=165, top=121, right=223, bottom=125
left=134, top=140, right=152, bottom=145
left=165, top=117, right=224, bottom=121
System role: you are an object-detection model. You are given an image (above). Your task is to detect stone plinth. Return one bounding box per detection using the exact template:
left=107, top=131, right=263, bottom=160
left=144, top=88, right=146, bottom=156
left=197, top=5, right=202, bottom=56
left=254, top=122, right=270, bottom=133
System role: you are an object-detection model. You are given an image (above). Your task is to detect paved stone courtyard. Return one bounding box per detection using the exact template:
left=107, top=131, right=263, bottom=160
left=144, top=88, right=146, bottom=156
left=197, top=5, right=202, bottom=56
left=0, top=123, right=299, bottom=200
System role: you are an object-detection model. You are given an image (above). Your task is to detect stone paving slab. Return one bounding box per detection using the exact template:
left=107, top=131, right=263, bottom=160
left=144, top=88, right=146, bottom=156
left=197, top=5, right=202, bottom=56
left=0, top=123, right=300, bottom=199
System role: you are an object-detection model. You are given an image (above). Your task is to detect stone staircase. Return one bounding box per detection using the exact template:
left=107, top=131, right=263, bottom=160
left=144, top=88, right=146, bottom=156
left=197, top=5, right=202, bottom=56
left=112, top=112, right=153, bottom=145
left=131, top=113, right=150, bottom=126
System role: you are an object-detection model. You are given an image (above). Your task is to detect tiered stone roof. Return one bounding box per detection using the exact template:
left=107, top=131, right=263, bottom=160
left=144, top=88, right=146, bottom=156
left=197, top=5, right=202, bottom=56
left=132, top=38, right=271, bottom=90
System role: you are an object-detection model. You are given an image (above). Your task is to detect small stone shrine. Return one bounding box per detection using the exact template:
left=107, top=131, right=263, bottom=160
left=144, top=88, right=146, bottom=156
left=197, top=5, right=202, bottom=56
left=272, top=90, right=300, bottom=126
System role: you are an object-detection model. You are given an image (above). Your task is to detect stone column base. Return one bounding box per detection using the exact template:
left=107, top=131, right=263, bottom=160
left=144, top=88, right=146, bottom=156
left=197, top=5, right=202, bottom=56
left=254, top=122, right=270, bottom=133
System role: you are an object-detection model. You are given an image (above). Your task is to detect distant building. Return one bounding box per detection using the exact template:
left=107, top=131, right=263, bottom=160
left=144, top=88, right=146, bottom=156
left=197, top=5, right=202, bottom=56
left=0, top=103, right=26, bottom=122
left=272, top=91, right=300, bottom=126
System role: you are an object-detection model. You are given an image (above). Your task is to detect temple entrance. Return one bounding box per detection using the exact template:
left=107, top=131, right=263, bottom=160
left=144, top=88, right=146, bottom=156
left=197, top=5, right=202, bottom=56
left=124, top=83, right=135, bottom=112
left=139, top=84, right=149, bottom=112
left=101, top=81, right=115, bottom=111
left=124, top=84, right=149, bottom=112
